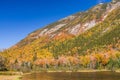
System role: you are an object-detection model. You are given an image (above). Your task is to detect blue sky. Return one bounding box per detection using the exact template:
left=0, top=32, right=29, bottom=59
left=0, top=0, right=111, bottom=49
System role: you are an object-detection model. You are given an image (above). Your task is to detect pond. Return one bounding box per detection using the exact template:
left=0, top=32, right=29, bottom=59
left=21, top=72, right=120, bottom=80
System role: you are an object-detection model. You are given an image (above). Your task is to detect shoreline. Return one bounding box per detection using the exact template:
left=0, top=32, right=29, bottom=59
left=0, top=70, right=120, bottom=80
left=1, top=69, right=120, bottom=74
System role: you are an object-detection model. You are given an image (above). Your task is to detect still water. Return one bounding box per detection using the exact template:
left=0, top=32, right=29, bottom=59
left=21, top=72, right=120, bottom=80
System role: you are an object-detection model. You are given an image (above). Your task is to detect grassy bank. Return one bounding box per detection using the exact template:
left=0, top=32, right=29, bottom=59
left=0, top=71, right=23, bottom=75
left=0, top=75, right=21, bottom=80
left=0, top=71, right=22, bottom=80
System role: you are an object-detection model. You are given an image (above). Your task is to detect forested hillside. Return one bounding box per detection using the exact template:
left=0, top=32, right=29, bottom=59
left=0, top=0, right=120, bottom=72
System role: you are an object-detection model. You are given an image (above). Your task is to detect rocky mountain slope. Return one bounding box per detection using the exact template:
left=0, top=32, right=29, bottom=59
left=14, top=0, right=119, bottom=48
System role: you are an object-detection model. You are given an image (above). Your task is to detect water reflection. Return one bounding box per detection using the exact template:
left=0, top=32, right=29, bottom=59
left=22, top=72, right=120, bottom=80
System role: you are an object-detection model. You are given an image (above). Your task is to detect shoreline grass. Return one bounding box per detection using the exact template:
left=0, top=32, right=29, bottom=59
left=30, top=69, right=114, bottom=73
